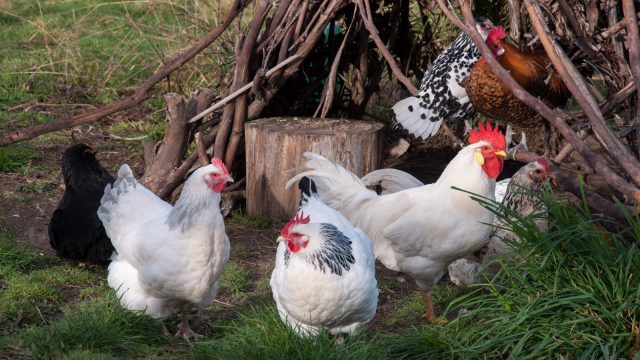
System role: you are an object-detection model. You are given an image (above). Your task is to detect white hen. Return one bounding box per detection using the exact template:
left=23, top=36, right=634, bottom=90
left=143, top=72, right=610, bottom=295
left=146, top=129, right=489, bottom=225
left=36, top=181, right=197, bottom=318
left=286, top=123, right=506, bottom=322
left=271, top=177, right=378, bottom=337
left=98, top=158, right=233, bottom=339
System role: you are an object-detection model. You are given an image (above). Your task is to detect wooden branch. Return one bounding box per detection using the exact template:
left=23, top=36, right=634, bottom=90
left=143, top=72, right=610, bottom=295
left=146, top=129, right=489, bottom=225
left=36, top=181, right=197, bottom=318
left=354, top=0, right=418, bottom=95
left=225, top=0, right=273, bottom=168
left=156, top=125, right=219, bottom=199
left=511, top=150, right=633, bottom=220
left=315, top=7, right=357, bottom=118
left=246, top=0, right=348, bottom=119
left=187, top=54, right=301, bottom=124
left=622, top=0, right=640, bottom=157
left=141, top=93, right=189, bottom=193
left=524, top=0, right=640, bottom=185
left=0, top=0, right=247, bottom=147
left=556, top=0, right=598, bottom=60
left=508, top=0, right=523, bottom=42
left=453, top=0, right=640, bottom=203
left=195, top=132, right=210, bottom=166
left=214, top=36, right=244, bottom=159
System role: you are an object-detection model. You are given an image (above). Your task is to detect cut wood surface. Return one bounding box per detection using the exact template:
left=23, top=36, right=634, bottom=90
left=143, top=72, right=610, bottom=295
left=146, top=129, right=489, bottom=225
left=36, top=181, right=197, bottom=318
left=245, top=117, right=384, bottom=219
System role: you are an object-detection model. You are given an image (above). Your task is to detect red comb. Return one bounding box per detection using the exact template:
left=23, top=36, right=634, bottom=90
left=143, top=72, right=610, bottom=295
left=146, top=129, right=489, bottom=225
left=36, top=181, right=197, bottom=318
left=488, top=26, right=506, bottom=42
left=468, top=122, right=506, bottom=151
left=281, top=211, right=311, bottom=237
left=537, top=157, right=551, bottom=173
left=211, top=157, right=229, bottom=176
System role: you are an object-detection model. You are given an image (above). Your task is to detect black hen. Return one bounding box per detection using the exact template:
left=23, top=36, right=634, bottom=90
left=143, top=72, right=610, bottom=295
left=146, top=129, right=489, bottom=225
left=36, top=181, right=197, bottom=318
left=49, top=143, right=115, bottom=265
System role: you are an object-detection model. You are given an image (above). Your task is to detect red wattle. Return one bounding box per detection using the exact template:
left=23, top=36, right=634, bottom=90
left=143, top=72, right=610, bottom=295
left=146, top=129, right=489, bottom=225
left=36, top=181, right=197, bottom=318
left=213, top=181, right=225, bottom=193
left=287, top=241, right=302, bottom=253
left=483, top=157, right=504, bottom=179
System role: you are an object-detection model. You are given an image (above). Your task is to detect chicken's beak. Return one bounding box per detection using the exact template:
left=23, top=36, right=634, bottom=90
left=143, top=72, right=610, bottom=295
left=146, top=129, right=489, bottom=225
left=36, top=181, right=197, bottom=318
left=276, top=236, right=286, bottom=243
left=226, top=175, right=234, bottom=184
left=495, top=150, right=507, bottom=158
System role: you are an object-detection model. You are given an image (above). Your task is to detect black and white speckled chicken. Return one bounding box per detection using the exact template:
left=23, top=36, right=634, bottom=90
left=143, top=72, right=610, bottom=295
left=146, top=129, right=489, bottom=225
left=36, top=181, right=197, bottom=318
left=447, top=158, right=554, bottom=287
left=392, top=17, right=494, bottom=140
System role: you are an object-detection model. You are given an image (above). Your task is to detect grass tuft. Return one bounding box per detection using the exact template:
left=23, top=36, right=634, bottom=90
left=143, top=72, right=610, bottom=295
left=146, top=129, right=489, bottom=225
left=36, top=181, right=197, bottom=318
left=4, top=293, right=166, bottom=359
left=190, top=305, right=379, bottom=360
left=0, top=144, right=36, bottom=173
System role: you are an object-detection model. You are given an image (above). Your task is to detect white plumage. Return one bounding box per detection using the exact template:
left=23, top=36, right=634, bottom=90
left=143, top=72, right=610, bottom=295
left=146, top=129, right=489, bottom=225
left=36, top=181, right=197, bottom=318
left=286, top=126, right=506, bottom=322
left=98, top=160, right=233, bottom=338
left=271, top=177, right=378, bottom=337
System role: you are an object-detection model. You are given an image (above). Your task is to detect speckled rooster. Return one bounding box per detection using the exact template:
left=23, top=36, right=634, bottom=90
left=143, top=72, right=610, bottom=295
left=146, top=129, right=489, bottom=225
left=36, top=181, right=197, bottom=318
left=462, top=26, right=569, bottom=130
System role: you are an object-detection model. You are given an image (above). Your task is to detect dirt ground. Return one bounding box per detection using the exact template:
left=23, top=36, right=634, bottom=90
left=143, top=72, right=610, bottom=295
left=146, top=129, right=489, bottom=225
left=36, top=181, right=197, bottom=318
left=0, top=119, right=439, bottom=333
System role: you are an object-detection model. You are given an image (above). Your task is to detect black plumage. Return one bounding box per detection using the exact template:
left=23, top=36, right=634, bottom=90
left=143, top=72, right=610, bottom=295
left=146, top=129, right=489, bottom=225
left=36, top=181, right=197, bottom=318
left=49, top=143, right=115, bottom=265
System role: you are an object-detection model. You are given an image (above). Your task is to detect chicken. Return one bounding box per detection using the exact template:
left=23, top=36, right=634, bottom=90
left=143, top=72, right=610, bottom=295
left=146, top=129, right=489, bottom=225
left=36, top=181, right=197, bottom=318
left=97, top=158, right=233, bottom=339
left=448, top=158, right=553, bottom=288
left=392, top=17, right=494, bottom=140
left=287, top=123, right=507, bottom=322
left=462, top=26, right=569, bottom=129
left=49, top=143, right=115, bottom=265
left=270, top=177, right=378, bottom=337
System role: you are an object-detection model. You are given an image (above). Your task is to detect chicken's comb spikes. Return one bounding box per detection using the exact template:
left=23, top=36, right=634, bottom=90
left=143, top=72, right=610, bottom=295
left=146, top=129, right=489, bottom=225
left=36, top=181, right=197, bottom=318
left=468, top=122, right=506, bottom=151
left=537, top=157, right=551, bottom=174
left=488, top=26, right=506, bottom=42
left=211, top=157, right=229, bottom=176
left=281, top=211, right=311, bottom=237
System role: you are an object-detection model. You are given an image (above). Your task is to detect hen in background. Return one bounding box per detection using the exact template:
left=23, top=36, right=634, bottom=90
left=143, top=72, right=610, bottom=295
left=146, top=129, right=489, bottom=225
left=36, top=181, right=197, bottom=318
left=271, top=177, right=378, bottom=337
left=49, top=143, right=115, bottom=265
left=98, top=158, right=233, bottom=339
left=287, top=124, right=506, bottom=323
left=448, top=158, right=553, bottom=288
left=392, top=17, right=494, bottom=140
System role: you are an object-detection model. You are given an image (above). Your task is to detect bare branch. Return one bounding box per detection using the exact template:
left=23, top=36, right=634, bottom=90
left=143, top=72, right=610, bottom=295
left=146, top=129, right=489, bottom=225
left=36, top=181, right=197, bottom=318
left=354, top=0, right=418, bottom=95
left=0, top=0, right=248, bottom=147
left=452, top=0, right=640, bottom=203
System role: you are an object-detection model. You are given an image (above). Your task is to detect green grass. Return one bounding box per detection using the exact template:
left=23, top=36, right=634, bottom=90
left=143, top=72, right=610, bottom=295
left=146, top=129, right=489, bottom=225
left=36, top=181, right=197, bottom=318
left=0, top=144, right=37, bottom=173
left=0, top=0, right=237, bottom=132
left=228, top=211, right=272, bottom=230
left=218, top=260, right=251, bottom=303
left=2, top=192, right=640, bottom=358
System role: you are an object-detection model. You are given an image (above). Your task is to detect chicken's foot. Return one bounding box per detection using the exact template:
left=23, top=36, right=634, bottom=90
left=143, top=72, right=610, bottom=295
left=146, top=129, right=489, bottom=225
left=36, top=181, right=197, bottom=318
left=421, top=291, right=447, bottom=324
left=175, top=310, right=203, bottom=340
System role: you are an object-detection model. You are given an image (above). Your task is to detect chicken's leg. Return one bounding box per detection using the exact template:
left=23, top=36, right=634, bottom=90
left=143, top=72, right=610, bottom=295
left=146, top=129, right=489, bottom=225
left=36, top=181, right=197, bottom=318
left=160, top=321, right=171, bottom=337
left=175, top=310, right=202, bottom=340
left=421, top=291, right=437, bottom=323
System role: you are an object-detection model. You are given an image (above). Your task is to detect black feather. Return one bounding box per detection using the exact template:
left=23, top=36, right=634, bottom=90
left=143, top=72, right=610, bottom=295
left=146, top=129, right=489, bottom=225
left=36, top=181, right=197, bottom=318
left=298, top=176, right=318, bottom=206
left=48, top=143, right=115, bottom=265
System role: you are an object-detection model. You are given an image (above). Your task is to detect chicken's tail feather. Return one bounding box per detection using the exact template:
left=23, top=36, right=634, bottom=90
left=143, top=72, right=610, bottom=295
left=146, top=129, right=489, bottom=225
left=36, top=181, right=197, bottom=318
left=392, top=96, right=442, bottom=140
left=361, top=168, right=424, bottom=194
left=297, top=176, right=319, bottom=207
left=97, top=164, right=137, bottom=248
left=286, top=152, right=376, bottom=215
left=107, top=258, right=171, bottom=319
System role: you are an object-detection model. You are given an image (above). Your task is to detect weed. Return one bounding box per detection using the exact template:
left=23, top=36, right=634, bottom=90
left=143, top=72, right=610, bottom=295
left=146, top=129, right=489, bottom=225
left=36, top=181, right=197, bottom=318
left=228, top=211, right=271, bottom=230
left=219, top=261, right=251, bottom=303
left=0, top=144, right=36, bottom=173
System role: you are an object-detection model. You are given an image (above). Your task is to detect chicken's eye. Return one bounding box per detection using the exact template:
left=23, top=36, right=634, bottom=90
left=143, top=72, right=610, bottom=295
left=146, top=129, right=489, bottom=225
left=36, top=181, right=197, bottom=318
left=481, top=145, right=489, bottom=151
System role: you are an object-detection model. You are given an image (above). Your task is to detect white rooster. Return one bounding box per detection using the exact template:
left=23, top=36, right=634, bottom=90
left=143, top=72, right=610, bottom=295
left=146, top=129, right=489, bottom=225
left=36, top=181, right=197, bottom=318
left=271, top=177, right=378, bottom=337
left=98, top=158, right=233, bottom=339
left=287, top=123, right=506, bottom=322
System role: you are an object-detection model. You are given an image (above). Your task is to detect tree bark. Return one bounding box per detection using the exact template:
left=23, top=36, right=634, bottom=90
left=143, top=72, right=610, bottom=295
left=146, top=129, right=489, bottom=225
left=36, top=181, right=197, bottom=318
left=245, top=117, right=384, bottom=219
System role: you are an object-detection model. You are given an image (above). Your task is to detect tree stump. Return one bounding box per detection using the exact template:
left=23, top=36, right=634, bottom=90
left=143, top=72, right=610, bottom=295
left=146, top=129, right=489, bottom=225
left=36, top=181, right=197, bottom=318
left=245, top=117, right=384, bottom=219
